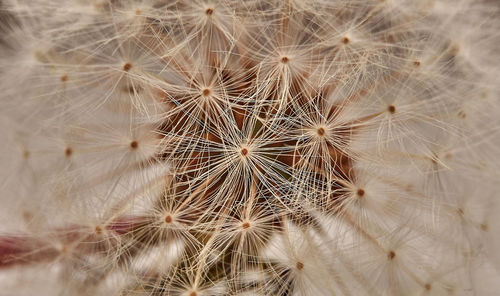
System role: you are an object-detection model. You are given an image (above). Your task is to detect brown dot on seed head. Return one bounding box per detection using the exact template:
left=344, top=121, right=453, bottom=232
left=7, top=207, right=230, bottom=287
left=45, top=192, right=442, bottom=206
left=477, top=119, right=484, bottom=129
left=317, top=127, right=325, bottom=137
left=130, top=141, right=138, bottom=149
left=165, top=215, right=172, bottom=224
left=202, top=88, right=211, bottom=96
left=342, top=37, right=350, bottom=44
left=281, top=56, right=289, bottom=64
left=425, top=283, right=432, bottom=291
left=205, top=8, right=214, bottom=15
left=65, top=147, right=72, bottom=157
left=23, top=150, right=30, bottom=159
left=413, top=61, right=421, bottom=67
left=480, top=223, right=488, bottom=231
left=241, top=148, right=249, bottom=156
left=296, top=261, right=304, bottom=270
left=123, top=62, right=132, bottom=71
left=60, top=74, right=68, bottom=82
left=357, top=188, right=365, bottom=197
left=22, top=211, right=33, bottom=221
left=388, top=250, right=396, bottom=260
left=242, top=222, right=251, bottom=229
left=135, top=9, right=142, bottom=15
left=189, top=292, right=197, bottom=296
left=95, top=226, right=102, bottom=235
left=388, top=105, right=396, bottom=114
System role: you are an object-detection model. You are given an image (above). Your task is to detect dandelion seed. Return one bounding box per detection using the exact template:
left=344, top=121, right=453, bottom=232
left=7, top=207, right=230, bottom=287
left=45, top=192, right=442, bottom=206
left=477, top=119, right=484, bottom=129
left=316, top=127, right=326, bottom=137
left=356, top=188, right=365, bottom=198
left=122, top=62, right=132, bottom=72
left=65, top=147, right=72, bottom=157
left=388, top=105, right=396, bottom=114
left=94, top=226, right=102, bottom=235
left=201, top=88, right=211, bottom=97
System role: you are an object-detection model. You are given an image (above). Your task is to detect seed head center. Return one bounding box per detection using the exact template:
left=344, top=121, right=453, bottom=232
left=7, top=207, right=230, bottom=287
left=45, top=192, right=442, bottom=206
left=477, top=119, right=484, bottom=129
left=357, top=188, right=365, bottom=197
left=388, top=105, right=396, bottom=114
left=202, top=88, right=211, bottom=97
left=65, top=147, right=73, bottom=157
left=317, top=127, right=326, bottom=137
left=123, top=62, right=132, bottom=72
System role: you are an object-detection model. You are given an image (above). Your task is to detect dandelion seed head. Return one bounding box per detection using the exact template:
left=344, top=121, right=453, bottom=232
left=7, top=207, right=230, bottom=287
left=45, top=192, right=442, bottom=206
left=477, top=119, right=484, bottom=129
left=0, top=0, right=499, bottom=295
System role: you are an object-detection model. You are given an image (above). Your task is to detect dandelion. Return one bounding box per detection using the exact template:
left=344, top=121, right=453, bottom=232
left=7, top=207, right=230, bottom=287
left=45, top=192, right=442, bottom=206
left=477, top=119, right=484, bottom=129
left=1, top=0, right=500, bottom=295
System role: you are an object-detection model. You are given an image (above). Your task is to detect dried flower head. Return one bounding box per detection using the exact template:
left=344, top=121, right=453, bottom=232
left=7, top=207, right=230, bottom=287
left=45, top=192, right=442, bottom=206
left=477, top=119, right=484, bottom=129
left=1, top=0, right=500, bottom=295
